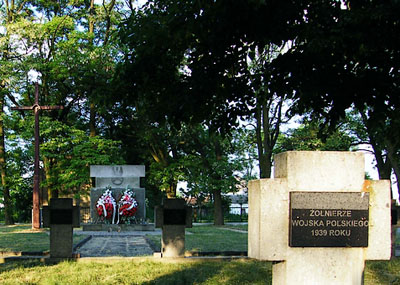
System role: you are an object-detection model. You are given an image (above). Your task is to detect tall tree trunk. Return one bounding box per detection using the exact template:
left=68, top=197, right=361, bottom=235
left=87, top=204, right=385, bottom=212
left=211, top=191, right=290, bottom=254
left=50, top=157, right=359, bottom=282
left=387, top=142, right=400, bottom=198
left=88, top=0, right=96, bottom=138
left=255, top=100, right=276, bottom=179
left=89, top=102, right=96, bottom=137
left=213, top=140, right=224, bottom=226
left=43, top=157, right=58, bottom=200
left=0, top=94, right=14, bottom=225
left=213, top=189, right=224, bottom=226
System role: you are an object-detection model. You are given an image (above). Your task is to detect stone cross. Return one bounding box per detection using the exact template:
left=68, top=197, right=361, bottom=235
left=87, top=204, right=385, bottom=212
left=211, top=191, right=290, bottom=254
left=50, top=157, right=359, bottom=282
left=248, top=151, right=391, bottom=285
left=12, top=83, right=63, bottom=229
left=155, top=198, right=192, bottom=257
left=42, top=198, right=80, bottom=261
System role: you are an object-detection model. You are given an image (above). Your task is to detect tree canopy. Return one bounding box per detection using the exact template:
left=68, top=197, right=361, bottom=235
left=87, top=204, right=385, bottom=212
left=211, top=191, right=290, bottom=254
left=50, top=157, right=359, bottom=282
left=0, top=0, right=399, bottom=224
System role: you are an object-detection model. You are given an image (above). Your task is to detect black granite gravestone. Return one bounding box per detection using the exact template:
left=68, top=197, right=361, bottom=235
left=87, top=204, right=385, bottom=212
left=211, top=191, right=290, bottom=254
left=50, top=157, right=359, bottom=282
left=154, top=198, right=192, bottom=257
left=42, top=198, right=80, bottom=261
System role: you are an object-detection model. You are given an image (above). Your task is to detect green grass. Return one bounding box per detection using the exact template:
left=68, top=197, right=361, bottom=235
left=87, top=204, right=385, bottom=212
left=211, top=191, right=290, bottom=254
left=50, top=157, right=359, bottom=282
left=0, top=259, right=272, bottom=284
left=0, top=224, right=400, bottom=284
left=365, top=259, right=400, bottom=284
left=146, top=225, right=248, bottom=252
left=0, top=224, right=89, bottom=252
left=1, top=258, right=400, bottom=284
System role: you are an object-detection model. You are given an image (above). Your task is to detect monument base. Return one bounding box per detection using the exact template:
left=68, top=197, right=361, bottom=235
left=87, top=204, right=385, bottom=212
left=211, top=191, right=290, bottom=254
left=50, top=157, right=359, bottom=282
left=82, top=223, right=155, bottom=232
left=272, top=249, right=364, bottom=285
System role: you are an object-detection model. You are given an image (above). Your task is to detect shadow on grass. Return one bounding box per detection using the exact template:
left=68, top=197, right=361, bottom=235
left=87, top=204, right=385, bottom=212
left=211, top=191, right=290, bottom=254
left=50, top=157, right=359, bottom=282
left=365, top=259, right=400, bottom=285
left=142, top=260, right=271, bottom=285
left=0, top=260, right=46, bottom=274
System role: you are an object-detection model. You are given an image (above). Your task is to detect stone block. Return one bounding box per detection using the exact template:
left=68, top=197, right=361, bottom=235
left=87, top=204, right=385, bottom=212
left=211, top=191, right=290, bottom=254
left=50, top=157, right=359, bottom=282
left=274, top=151, right=365, bottom=191
left=248, top=179, right=289, bottom=261
left=162, top=225, right=185, bottom=257
left=50, top=225, right=73, bottom=258
left=90, top=165, right=145, bottom=178
left=364, top=180, right=391, bottom=260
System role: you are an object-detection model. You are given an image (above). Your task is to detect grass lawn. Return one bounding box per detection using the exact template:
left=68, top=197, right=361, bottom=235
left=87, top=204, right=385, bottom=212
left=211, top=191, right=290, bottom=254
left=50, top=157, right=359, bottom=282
left=0, top=259, right=271, bottom=284
left=0, top=258, right=399, bottom=284
left=1, top=224, right=400, bottom=284
left=0, top=224, right=88, bottom=252
left=146, top=225, right=248, bottom=252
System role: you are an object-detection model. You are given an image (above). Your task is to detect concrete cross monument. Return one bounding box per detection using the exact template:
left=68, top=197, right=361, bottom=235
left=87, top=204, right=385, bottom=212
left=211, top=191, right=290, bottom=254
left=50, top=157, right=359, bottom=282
left=248, top=151, right=391, bottom=285
left=12, top=83, right=64, bottom=229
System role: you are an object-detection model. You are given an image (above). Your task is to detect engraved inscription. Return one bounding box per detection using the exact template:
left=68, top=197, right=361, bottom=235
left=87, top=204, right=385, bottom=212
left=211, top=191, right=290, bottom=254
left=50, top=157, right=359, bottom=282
left=289, top=192, right=369, bottom=247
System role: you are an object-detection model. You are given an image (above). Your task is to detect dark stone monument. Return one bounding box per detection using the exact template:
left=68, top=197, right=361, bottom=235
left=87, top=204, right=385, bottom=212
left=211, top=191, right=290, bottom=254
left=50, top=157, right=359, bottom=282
left=42, top=198, right=80, bottom=261
left=155, top=198, right=192, bottom=257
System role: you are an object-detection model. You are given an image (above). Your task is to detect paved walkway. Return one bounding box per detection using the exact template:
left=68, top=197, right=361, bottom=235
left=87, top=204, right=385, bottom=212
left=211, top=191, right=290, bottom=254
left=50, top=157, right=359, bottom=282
left=75, top=230, right=161, bottom=257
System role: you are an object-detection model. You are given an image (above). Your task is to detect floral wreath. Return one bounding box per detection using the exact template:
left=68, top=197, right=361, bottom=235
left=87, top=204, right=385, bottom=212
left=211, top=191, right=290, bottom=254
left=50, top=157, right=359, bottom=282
left=96, top=188, right=117, bottom=223
left=117, top=190, right=138, bottom=223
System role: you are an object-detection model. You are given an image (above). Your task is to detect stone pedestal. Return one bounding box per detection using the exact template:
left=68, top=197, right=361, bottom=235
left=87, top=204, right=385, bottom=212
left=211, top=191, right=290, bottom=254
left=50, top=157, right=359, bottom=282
left=155, top=198, right=192, bottom=257
left=42, top=198, right=80, bottom=261
left=248, top=151, right=391, bottom=285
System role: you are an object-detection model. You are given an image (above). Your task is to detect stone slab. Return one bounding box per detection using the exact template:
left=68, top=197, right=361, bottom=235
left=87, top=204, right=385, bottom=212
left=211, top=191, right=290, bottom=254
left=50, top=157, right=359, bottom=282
left=290, top=192, right=369, bottom=210
left=90, top=165, right=145, bottom=178
left=94, top=177, right=141, bottom=189
left=76, top=236, right=153, bottom=257
left=274, top=151, right=365, bottom=191
left=82, top=224, right=155, bottom=232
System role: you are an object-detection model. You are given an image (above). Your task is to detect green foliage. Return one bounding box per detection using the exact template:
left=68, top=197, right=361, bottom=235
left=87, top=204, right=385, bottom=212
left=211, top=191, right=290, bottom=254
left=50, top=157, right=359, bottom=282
left=276, top=120, right=355, bottom=153
left=38, top=117, right=124, bottom=197
left=182, top=128, right=245, bottom=197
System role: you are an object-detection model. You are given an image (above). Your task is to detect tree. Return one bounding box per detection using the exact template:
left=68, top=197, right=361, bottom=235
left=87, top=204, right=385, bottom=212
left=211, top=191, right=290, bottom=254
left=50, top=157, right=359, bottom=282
left=117, top=0, right=306, bottom=130
left=276, top=119, right=355, bottom=153
left=0, top=0, right=34, bottom=225
left=39, top=117, right=124, bottom=199
left=183, top=126, right=245, bottom=225
left=247, top=44, right=295, bottom=178
left=273, top=0, right=400, bottom=195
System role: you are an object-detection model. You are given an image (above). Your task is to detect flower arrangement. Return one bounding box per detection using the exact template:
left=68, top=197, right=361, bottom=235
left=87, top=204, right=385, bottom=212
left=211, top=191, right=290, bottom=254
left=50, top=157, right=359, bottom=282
left=96, top=189, right=117, bottom=223
left=118, top=190, right=138, bottom=220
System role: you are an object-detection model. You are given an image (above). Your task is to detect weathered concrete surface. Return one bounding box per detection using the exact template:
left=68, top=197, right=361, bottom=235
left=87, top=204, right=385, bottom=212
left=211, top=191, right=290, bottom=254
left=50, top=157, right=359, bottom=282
left=248, top=151, right=391, bottom=285
left=76, top=234, right=155, bottom=257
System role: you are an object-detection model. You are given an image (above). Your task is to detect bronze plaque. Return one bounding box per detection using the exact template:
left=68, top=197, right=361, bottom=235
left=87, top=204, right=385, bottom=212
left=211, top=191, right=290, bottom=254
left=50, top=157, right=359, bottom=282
left=289, top=192, right=369, bottom=247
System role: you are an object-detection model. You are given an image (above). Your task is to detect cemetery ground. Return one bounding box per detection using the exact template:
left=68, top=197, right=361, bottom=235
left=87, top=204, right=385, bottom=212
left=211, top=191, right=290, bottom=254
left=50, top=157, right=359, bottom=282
left=0, top=224, right=399, bottom=284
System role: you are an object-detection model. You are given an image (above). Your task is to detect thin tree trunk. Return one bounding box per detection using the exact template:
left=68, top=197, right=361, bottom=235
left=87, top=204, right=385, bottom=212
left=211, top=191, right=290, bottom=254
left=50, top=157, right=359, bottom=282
left=43, top=157, right=58, bottom=200
left=89, top=102, right=96, bottom=137
left=0, top=94, right=14, bottom=225
left=213, top=140, right=224, bottom=226
left=213, top=189, right=224, bottom=226
left=387, top=142, right=400, bottom=198
left=88, top=0, right=96, bottom=138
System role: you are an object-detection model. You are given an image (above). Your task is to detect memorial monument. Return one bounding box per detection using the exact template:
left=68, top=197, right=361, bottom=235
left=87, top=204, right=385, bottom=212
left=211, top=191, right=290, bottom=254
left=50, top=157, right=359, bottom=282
left=248, top=151, right=391, bottom=285
left=83, top=165, right=154, bottom=231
